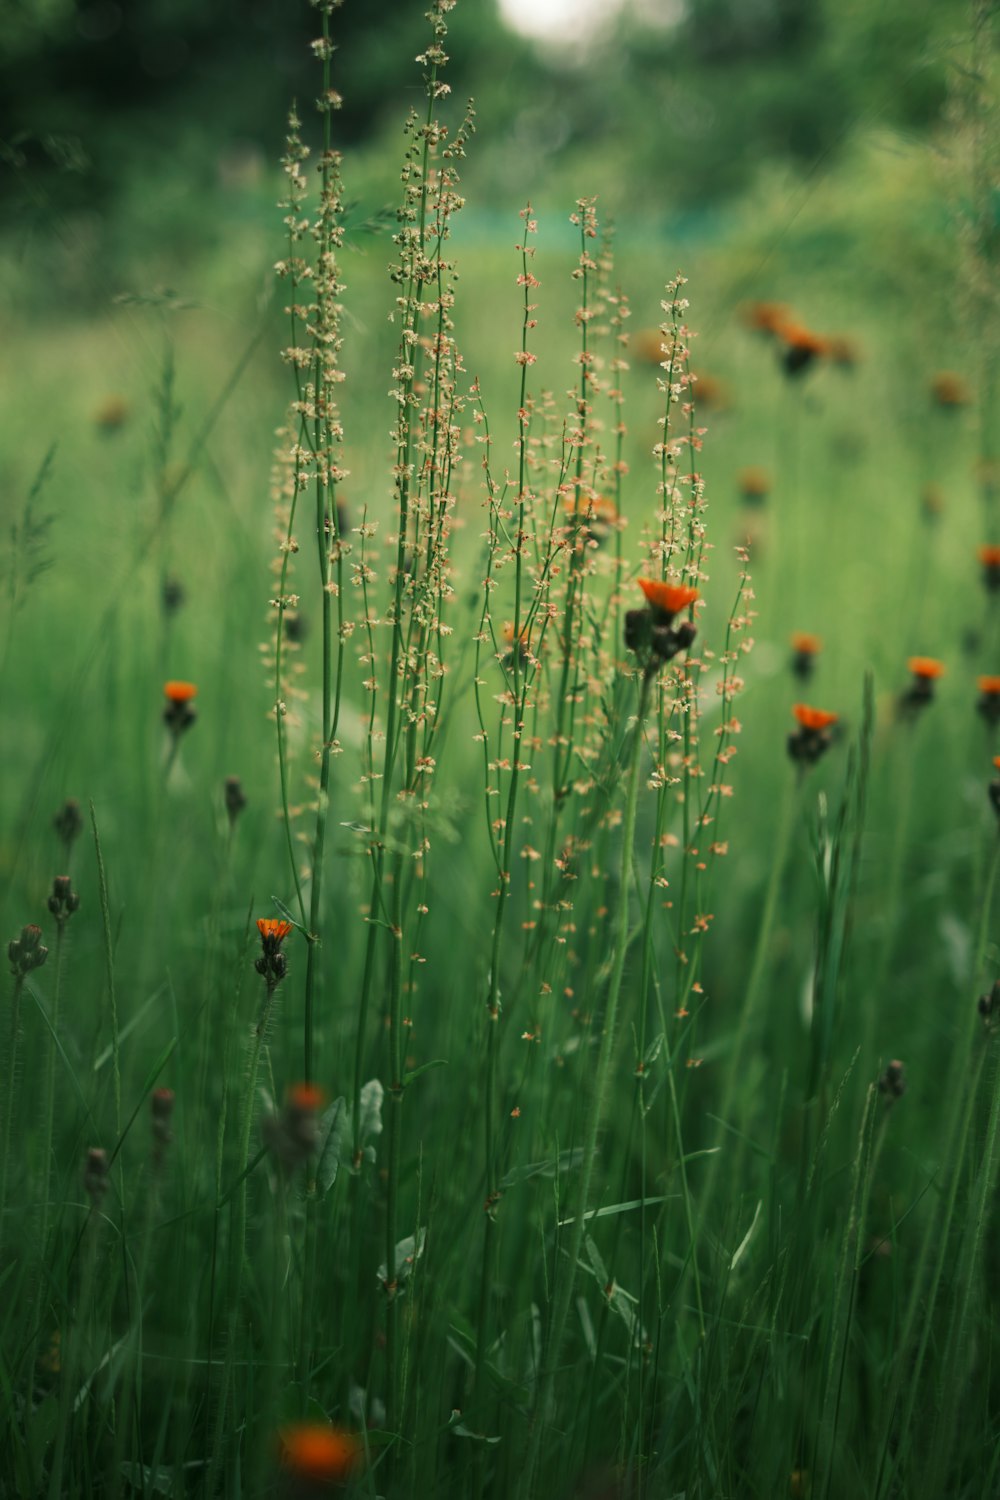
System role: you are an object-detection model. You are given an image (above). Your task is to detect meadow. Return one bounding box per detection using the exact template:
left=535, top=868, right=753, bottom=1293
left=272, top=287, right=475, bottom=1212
left=2, top=2, right=1000, bottom=1496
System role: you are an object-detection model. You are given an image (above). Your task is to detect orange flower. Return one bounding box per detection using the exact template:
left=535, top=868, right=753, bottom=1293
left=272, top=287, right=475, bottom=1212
left=637, top=578, right=699, bottom=618
left=993, top=756, right=1000, bottom=772
left=907, top=657, right=945, bottom=680
left=632, top=328, right=669, bottom=365
left=277, top=1423, right=362, bottom=1485
left=741, top=301, right=793, bottom=337
left=781, top=324, right=829, bottom=357
left=930, top=370, right=971, bottom=408
left=163, top=680, right=197, bottom=703
left=791, top=632, right=821, bottom=655
left=792, top=704, right=838, bottom=732
left=980, top=677, right=1000, bottom=696
left=287, top=1082, right=326, bottom=1113
left=979, top=544, right=1000, bottom=567
left=563, top=493, right=619, bottom=525
left=738, top=465, right=770, bottom=500
left=257, top=917, right=293, bottom=944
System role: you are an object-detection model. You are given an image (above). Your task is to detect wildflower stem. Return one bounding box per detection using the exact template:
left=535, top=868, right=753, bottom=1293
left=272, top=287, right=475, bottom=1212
left=520, top=668, right=653, bottom=1499
left=0, top=973, right=24, bottom=1261
left=90, top=802, right=121, bottom=1145
left=206, top=978, right=277, bottom=1490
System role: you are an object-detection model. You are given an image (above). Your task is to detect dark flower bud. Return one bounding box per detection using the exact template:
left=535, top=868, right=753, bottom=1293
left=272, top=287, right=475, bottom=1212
left=224, top=776, right=248, bottom=827
left=9, top=924, right=49, bottom=976
left=162, top=578, right=185, bottom=615
left=151, top=1088, right=175, bottom=1163
left=53, top=799, right=84, bottom=854
left=84, top=1147, right=109, bottom=1208
left=878, top=1059, right=907, bottom=1100
left=48, top=875, right=80, bottom=925
left=624, top=608, right=650, bottom=653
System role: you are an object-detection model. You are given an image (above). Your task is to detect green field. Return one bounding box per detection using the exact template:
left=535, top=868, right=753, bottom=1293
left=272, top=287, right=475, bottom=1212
left=2, top=3, right=1000, bottom=1497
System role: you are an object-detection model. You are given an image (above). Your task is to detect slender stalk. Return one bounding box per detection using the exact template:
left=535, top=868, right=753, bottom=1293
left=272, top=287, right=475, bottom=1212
left=0, top=974, right=25, bottom=1261
left=520, top=668, right=653, bottom=1499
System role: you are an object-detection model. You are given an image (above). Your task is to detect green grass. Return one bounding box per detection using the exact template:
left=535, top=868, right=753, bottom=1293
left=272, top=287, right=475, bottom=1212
left=2, top=5, right=1000, bottom=1498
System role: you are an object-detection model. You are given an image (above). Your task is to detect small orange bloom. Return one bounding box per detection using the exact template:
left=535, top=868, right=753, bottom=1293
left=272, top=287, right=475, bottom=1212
left=980, top=677, right=1000, bottom=696
left=793, top=704, right=838, bottom=732
left=287, top=1082, right=326, bottom=1113
left=931, top=371, right=971, bottom=408
left=277, top=1423, right=362, bottom=1484
left=993, top=756, right=1000, bottom=772
left=781, top=324, right=829, bottom=357
left=791, top=632, right=821, bottom=655
left=907, top=657, right=945, bottom=680
left=979, top=544, right=1000, bottom=567
left=738, top=465, right=770, bottom=499
left=563, top=493, right=619, bottom=525
left=163, top=681, right=197, bottom=703
left=257, top=917, right=293, bottom=943
left=637, top=578, right=699, bottom=618
left=741, top=301, right=793, bottom=336
left=632, top=328, right=670, bottom=364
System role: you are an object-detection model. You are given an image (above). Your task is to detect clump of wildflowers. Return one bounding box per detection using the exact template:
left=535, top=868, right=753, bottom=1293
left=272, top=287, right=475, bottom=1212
left=787, top=704, right=838, bottom=767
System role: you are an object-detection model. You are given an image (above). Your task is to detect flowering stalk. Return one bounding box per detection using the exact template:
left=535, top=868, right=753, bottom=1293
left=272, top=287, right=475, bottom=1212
left=207, top=920, right=290, bottom=1491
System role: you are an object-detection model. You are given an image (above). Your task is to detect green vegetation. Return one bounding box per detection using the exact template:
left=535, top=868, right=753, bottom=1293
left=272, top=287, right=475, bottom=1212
left=2, top=2, right=1000, bottom=1497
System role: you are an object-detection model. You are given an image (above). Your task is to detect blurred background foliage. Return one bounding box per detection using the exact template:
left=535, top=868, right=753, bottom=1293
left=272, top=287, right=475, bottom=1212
left=0, top=0, right=973, bottom=236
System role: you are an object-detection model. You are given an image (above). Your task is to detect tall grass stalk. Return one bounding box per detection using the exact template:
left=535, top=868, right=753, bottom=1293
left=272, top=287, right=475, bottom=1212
left=520, top=666, right=654, bottom=1499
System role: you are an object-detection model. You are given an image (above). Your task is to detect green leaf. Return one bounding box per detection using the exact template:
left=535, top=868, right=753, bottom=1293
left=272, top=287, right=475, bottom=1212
left=359, top=1078, right=384, bottom=1149
left=402, top=1058, right=448, bottom=1088
left=499, top=1147, right=585, bottom=1190
left=377, top=1227, right=425, bottom=1289
left=558, top=1194, right=675, bottom=1227
left=316, top=1097, right=348, bottom=1197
